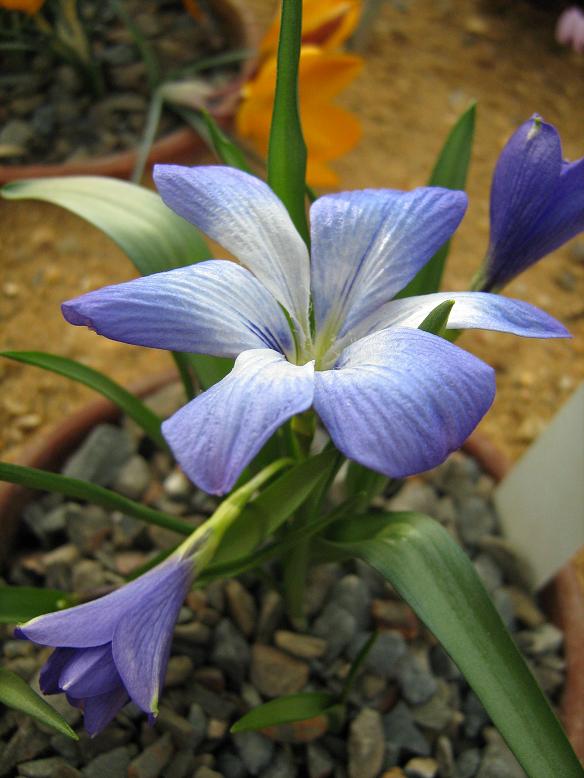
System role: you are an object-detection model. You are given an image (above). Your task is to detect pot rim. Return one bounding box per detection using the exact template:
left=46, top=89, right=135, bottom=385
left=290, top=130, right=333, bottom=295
left=0, top=372, right=581, bottom=760
left=0, top=0, right=259, bottom=184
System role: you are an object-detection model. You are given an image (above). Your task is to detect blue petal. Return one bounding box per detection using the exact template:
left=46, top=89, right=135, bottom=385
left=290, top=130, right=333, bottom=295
left=486, top=116, right=563, bottom=289
left=59, top=644, right=121, bottom=698
left=112, top=557, right=193, bottom=714
left=39, top=648, right=77, bottom=694
left=154, top=165, right=311, bottom=339
left=309, top=188, right=467, bottom=341
left=62, top=260, right=294, bottom=359
left=314, top=327, right=495, bottom=479
left=18, top=555, right=193, bottom=648
left=68, top=684, right=129, bottom=737
left=336, top=291, right=569, bottom=352
left=163, top=349, right=315, bottom=495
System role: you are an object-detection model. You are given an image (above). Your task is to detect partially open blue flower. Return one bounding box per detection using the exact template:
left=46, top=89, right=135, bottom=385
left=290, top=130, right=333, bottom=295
left=63, top=166, right=568, bottom=495
left=15, top=554, right=193, bottom=735
left=479, top=115, right=584, bottom=291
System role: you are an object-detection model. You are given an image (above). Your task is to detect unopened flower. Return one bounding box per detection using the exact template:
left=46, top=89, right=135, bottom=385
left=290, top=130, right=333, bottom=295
left=556, top=6, right=584, bottom=53
left=0, top=0, right=44, bottom=13
left=476, top=115, right=584, bottom=292
left=63, top=166, right=568, bottom=495
left=237, top=46, right=363, bottom=187
left=260, top=0, right=361, bottom=57
left=16, top=553, right=194, bottom=735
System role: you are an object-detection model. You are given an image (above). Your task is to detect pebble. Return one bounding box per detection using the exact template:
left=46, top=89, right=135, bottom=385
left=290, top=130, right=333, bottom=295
left=393, top=656, right=438, bottom=706
left=308, top=742, right=335, bottom=778
left=160, top=749, right=195, bottom=778
left=84, top=747, right=132, bottom=778
left=457, top=748, right=481, bottom=778
left=383, top=703, right=431, bottom=760
left=435, top=736, right=455, bottom=778
left=455, top=496, right=496, bottom=546
left=156, top=706, right=197, bottom=748
left=274, top=630, right=327, bottom=659
left=476, top=730, right=525, bottom=778
left=349, top=631, right=407, bottom=679
left=163, top=469, right=191, bottom=500
left=411, top=681, right=454, bottom=732
left=62, top=424, right=135, bottom=487
left=312, top=603, right=357, bottom=660
left=330, top=575, right=371, bottom=630
left=404, top=757, right=439, bottom=778
left=193, top=768, right=223, bottom=778
left=233, top=731, right=274, bottom=775
left=225, top=580, right=257, bottom=637
left=259, top=747, right=297, bottom=778
left=477, top=537, right=532, bottom=589
left=388, top=481, right=438, bottom=515
left=216, top=752, right=246, bottom=778
left=515, top=623, right=563, bottom=656
left=473, top=553, right=503, bottom=593
left=211, top=620, right=250, bottom=686
left=0, top=119, right=34, bottom=149
left=67, top=505, right=112, bottom=554
left=257, top=590, right=285, bottom=642
left=16, top=757, right=81, bottom=777
left=463, top=692, right=489, bottom=739
left=164, top=656, right=194, bottom=687
left=113, top=455, right=152, bottom=500
left=250, top=644, right=310, bottom=698
left=187, top=703, right=207, bottom=748
left=348, top=708, right=385, bottom=778
left=128, top=733, right=174, bottom=778
left=506, top=587, right=545, bottom=628
left=492, top=588, right=516, bottom=631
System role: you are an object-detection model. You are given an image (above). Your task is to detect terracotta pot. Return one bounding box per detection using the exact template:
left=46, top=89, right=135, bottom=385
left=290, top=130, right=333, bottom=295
left=0, top=388, right=582, bottom=761
left=0, top=0, right=258, bottom=185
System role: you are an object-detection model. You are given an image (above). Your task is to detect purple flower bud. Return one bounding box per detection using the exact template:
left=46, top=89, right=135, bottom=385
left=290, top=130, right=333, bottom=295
left=479, top=115, right=584, bottom=291
left=15, top=555, right=194, bottom=735
left=556, top=6, right=584, bottom=53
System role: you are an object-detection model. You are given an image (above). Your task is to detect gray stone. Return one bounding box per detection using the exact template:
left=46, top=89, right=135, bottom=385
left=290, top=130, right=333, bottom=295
left=165, top=656, right=193, bottom=687
left=156, top=706, right=197, bottom=748
left=17, top=757, right=80, bottom=777
left=190, top=684, right=237, bottom=720
left=411, top=680, right=454, bottom=732
left=404, top=757, right=439, bottom=777
left=477, top=537, right=533, bottom=589
left=388, top=481, right=439, bottom=515
left=174, top=621, right=211, bottom=647
left=3, top=640, right=33, bottom=659
left=455, top=496, right=496, bottom=546
left=22, top=502, right=68, bottom=545
left=330, top=574, right=371, bottom=630
left=193, top=769, right=223, bottom=778
left=257, top=590, right=285, bottom=642
left=274, top=630, right=327, bottom=659
left=506, top=587, right=545, bottom=628
left=0, top=120, right=34, bottom=149
left=250, top=644, right=309, bottom=698
left=162, top=469, right=191, bottom=500
left=211, top=620, right=250, bottom=686
left=515, top=623, right=563, bottom=656
left=233, top=731, right=274, bottom=775
left=348, top=708, right=384, bottom=778
left=492, top=588, right=516, bottom=631
left=473, top=553, right=503, bottom=593
left=383, top=702, right=431, bottom=759
left=128, top=733, right=174, bottom=778
left=435, top=736, right=455, bottom=778
left=430, top=645, right=462, bottom=681
left=187, top=702, right=207, bottom=749
left=394, top=655, right=438, bottom=705
left=312, top=603, right=357, bottom=660
left=463, top=692, right=490, bottom=739
left=308, top=742, right=335, bottom=778
left=62, top=424, right=135, bottom=487
left=225, top=580, right=257, bottom=637
left=112, top=455, right=151, bottom=499
left=304, top=564, right=340, bottom=617
left=347, top=631, right=407, bottom=679
left=216, top=752, right=246, bottom=778
left=457, top=748, right=481, bottom=778
left=84, top=747, right=132, bottom=778
left=259, top=748, right=297, bottom=778
left=111, top=512, right=148, bottom=549
left=66, top=504, right=112, bottom=554
left=72, top=559, right=110, bottom=593
left=160, top=749, right=195, bottom=778
left=77, top=726, right=132, bottom=761
left=476, top=730, right=525, bottom=778
left=49, top=733, right=80, bottom=764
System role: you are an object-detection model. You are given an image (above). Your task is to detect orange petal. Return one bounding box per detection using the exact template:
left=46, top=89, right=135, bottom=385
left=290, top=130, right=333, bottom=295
left=301, top=103, right=362, bottom=159
left=0, top=0, right=45, bottom=12
left=298, top=47, right=364, bottom=100
left=306, top=158, right=341, bottom=188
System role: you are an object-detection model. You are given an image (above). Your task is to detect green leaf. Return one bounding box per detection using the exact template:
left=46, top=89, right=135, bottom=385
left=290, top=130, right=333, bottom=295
left=327, top=512, right=583, bottom=778
left=267, top=0, right=309, bottom=245
left=179, top=352, right=233, bottom=392
left=397, top=102, right=476, bottom=297
left=0, top=586, right=75, bottom=624
left=0, top=668, right=78, bottom=739
left=208, top=448, right=340, bottom=568
left=0, top=176, right=209, bottom=275
left=417, top=299, right=455, bottom=336
left=231, top=692, right=336, bottom=733
left=0, top=461, right=193, bottom=537
left=201, top=109, right=252, bottom=173
left=1, top=351, right=166, bottom=449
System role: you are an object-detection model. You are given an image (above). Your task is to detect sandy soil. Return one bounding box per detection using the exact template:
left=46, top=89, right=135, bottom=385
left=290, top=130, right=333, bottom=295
left=1, top=0, right=583, bottom=468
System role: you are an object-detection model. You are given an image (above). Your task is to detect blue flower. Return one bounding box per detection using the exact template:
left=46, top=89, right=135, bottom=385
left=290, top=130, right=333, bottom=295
left=62, top=166, right=568, bottom=495
left=479, top=115, right=584, bottom=291
left=15, top=554, right=193, bottom=735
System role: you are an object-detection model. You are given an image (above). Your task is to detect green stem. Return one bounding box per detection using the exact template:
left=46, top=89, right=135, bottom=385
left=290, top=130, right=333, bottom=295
left=340, top=631, right=378, bottom=704
left=267, top=0, right=309, bottom=245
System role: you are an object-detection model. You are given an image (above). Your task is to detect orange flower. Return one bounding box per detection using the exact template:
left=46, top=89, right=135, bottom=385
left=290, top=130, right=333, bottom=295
left=260, top=0, right=361, bottom=57
left=237, top=46, right=363, bottom=188
left=0, top=0, right=45, bottom=13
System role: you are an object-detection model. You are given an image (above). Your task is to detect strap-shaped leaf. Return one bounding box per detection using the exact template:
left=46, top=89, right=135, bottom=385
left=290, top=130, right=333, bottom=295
left=326, top=512, right=582, bottom=778
left=1, top=176, right=208, bottom=275
left=201, top=109, right=252, bottom=173
left=0, top=668, right=78, bottom=739
left=398, top=102, right=476, bottom=297
left=0, top=461, right=193, bottom=536
left=231, top=692, right=336, bottom=733
left=267, top=0, right=309, bottom=245
left=0, top=586, right=75, bottom=624
left=1, top=351, right=166, bottom=449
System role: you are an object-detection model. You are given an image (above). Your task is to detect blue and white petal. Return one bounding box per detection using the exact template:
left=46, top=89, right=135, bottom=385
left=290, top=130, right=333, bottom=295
left=310, top=187, right=467, bottom=342
left=314, top=327, right=495, bottom=479
left=163, top=349, right=315, bottom=495
left=62, top=260, right=294, bottom=359
left=154, top=165, right=311, bottom=338
left=335, top=291, right=570, bottom=351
